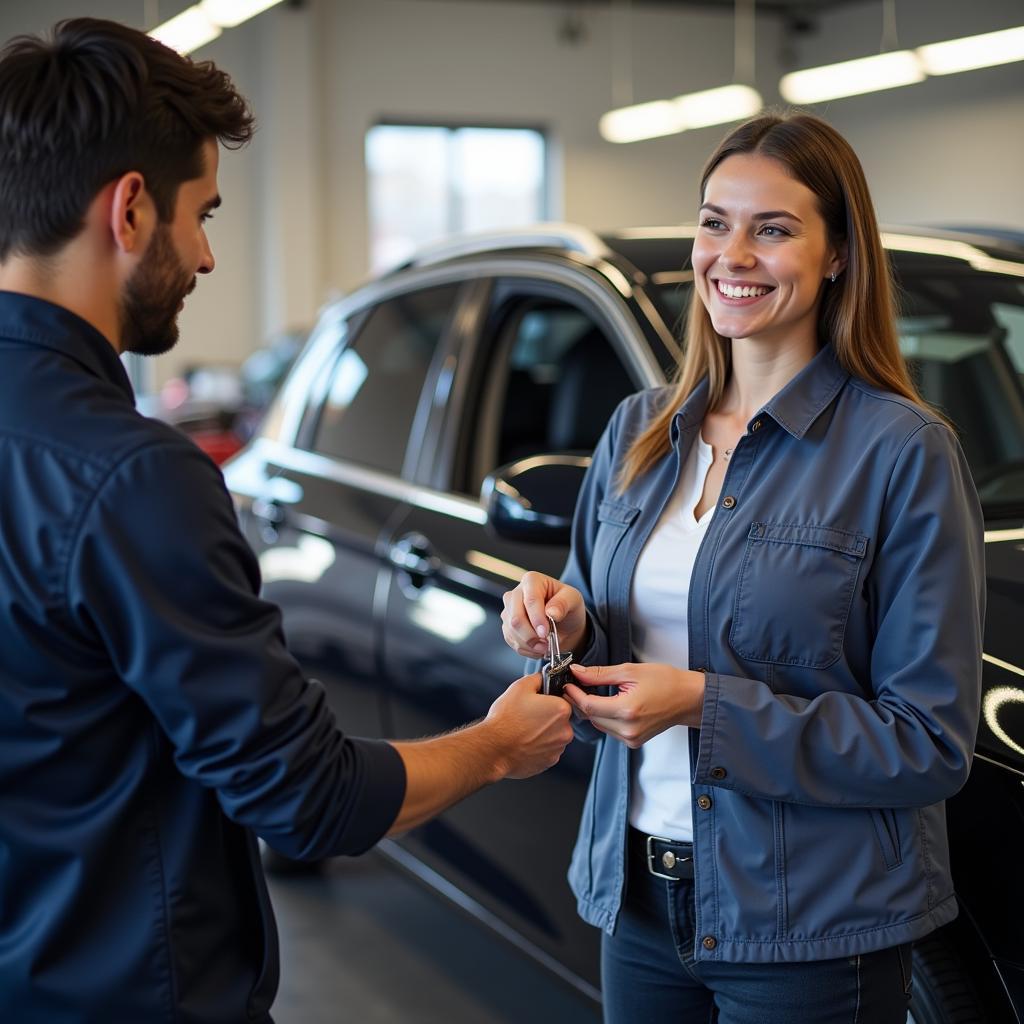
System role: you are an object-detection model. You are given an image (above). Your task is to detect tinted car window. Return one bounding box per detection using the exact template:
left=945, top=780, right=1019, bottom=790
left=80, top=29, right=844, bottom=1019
left=894, top=267, right=1024, bottom=510
left=310, top=284, right=458, bottom=474
left=467, top=300, right=636, bottom=490
left=648, top=260, right=1024, bottom=515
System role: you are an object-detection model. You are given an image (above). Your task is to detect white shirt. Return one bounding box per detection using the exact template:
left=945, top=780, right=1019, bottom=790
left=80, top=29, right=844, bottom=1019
left=628, top=434, right=714, bottom=842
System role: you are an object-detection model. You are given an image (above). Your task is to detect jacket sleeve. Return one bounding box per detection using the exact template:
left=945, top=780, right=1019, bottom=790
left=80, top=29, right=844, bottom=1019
left=694, top=421, right=985, bottom=808
left=557, top=397, right=630, bottom=742
left=66, top=440, right=406, bottom=858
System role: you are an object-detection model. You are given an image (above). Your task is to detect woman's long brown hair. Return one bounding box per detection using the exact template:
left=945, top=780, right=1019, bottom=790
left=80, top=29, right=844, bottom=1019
left=618, top=112, right=929, bottom=491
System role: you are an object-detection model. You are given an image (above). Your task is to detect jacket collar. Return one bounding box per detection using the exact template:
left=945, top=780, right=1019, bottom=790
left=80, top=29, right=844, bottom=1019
left=0, top=291, right=134, bottom=401
left=672, top=343, right=849, bottom=443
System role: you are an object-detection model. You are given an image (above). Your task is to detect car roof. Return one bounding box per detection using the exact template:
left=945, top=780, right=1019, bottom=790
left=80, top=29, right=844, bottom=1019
left=385, top=222, right=1024, bottom=282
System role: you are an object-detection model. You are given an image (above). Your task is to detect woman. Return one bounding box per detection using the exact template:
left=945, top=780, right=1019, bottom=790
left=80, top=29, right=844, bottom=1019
left=501, top=112, right=984, bottom=1023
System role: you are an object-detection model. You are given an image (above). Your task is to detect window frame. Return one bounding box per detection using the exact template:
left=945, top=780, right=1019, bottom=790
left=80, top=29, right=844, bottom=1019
left=444, top=271, right=656, bottom=498
left=297, top=280, right=468, bottom=480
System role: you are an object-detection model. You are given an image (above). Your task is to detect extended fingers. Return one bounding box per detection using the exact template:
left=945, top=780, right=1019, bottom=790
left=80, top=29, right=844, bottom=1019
left=569, top=662, right=637, bottom=688
left=519, top=572, right=551, bottom=638
left=501, top=585, right=549, bottom=656
left=563, top=682, right=629, bottom=721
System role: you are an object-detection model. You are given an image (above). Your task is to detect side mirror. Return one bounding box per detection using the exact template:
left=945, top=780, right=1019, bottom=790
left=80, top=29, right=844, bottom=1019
left=481, top=454, right=591, bottom=545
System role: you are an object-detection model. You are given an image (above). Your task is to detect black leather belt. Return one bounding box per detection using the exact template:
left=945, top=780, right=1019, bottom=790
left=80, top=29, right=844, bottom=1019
left=629, top=826, right=694, bottom=882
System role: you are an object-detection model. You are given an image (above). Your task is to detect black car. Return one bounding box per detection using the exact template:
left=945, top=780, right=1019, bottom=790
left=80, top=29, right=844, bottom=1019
left=225, top=224, right=1024, bottom=1023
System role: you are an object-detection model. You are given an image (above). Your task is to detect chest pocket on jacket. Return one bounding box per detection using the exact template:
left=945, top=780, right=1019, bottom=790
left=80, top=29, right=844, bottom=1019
left=729, top=522, right=868, bottom=670
left=591, top=499, right=640, bottom=612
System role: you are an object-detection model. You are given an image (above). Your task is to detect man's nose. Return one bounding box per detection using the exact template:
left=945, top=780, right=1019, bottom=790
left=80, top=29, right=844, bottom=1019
left=198, top=236, right=215, bottom=275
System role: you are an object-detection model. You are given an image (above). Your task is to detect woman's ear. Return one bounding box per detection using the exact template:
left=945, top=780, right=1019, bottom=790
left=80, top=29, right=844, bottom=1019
left=828, top=238, right=849, bottom=280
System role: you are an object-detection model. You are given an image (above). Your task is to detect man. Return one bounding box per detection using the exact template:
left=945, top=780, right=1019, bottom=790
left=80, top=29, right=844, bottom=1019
left=0, top=18, right=572, bottom=1023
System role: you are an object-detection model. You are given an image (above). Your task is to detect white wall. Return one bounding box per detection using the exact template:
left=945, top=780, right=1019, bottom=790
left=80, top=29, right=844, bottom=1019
left=782, top=0, right=1024, bottom=232
left=0, top=0, right=1022, bottom=388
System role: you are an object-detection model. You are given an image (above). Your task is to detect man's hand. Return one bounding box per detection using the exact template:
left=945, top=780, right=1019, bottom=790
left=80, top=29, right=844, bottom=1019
left=387, top=674, right=573, bottom=835
left=482, top=673, right=575, bottom=779
left=501, top=571, right=587, bottom=658
left=563, top=662, right=706, bottom=748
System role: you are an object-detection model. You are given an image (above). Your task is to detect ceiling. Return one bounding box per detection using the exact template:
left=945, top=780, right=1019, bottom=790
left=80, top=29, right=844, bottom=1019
left=455, top=0, right=862, bottom=13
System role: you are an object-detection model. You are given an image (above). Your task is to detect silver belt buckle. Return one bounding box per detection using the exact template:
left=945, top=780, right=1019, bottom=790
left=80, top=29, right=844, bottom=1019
left=646, top=833, right=691, bottom=881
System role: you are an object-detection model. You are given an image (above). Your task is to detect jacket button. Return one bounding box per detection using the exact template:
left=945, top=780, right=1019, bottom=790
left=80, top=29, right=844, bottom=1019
left=722, top=496, right=736, bottom=509
left=702, top=936, right=717, bottom=950
left=697, top=795, right=713, bottom=810
left=710, top=767, right=727, bottom=780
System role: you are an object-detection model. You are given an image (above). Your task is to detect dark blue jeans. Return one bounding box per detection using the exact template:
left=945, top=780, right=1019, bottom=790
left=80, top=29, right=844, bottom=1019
left=602, top=844, right=913, bottom=1023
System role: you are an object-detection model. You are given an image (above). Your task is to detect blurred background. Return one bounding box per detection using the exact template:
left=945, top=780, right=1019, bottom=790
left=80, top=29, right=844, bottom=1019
left=1, top=0, right=1020, bottom=408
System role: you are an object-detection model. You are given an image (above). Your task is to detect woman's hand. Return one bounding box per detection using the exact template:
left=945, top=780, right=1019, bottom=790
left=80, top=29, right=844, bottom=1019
left=501, top=571, right=588, bottom=658
left=563, top=662, right=706, bottom=747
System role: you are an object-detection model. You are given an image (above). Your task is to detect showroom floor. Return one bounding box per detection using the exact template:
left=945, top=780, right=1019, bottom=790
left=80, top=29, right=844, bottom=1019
left=268, top=851, right=602, bottom=1023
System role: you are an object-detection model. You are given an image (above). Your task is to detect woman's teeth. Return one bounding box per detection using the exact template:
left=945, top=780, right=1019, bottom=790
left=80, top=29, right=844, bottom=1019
left=717, top=282, right=772, bottom=298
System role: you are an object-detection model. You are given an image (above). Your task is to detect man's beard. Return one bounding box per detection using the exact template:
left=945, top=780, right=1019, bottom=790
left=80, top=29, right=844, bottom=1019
left=119, top=224, right=195, bottom=357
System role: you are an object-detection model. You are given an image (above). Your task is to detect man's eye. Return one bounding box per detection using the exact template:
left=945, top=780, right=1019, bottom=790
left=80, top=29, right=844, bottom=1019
left=201, top=212, right=215, bottom=224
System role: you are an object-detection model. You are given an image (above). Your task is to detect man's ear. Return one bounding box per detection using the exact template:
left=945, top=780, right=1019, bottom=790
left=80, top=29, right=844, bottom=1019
left=108, top=172, right=153, bottom=255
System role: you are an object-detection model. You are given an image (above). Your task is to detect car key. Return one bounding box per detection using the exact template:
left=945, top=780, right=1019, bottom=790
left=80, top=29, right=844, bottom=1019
left=541, top=616, right=574, bottom=698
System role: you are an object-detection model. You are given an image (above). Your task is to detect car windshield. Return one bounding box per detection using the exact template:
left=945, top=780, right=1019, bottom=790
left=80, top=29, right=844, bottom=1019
left=642, top=256, right=1024, bottom=519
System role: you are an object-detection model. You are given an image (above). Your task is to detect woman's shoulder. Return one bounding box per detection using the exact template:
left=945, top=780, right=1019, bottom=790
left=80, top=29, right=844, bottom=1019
left=842, top=376, right=964, bottom=474
left=610, top=385, right=678, bottom=431
left=844, top=376, right=949, bottom=435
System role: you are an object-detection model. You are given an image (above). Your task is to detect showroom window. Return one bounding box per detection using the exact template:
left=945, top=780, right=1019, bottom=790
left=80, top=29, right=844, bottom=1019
left=366, top=123, right=548, bottom=273
left=310, top=284, right=460, bottom=476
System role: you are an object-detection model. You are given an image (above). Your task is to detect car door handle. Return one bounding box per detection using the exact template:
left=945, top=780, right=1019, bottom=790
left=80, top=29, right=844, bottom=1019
left=388, top=533, right=440, bottom=579
left=252, top=497, right=287, bottom=543
left=252, top=497, right=287, bottom=525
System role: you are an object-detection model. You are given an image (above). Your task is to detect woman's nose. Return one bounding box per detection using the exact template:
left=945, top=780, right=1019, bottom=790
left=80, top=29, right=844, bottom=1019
left=721, top=233, right=755, bottom=270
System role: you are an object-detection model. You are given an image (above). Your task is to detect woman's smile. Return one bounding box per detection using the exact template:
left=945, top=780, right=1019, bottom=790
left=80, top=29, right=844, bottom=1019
left=712, top=278, right=776, bottom=303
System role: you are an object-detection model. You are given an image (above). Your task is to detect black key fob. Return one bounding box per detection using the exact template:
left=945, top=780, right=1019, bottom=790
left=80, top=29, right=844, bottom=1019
left=541, top=616, right=573, bottom=699
left=542, top=654, right=574, bottom=698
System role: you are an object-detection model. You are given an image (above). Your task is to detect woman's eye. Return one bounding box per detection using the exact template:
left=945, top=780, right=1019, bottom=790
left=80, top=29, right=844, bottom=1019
left=759, top=224, right=789, bottom=237
left=700, top=217, right=725, bottom=230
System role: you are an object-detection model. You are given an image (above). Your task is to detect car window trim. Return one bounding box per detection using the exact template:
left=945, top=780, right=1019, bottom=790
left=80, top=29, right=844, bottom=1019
left=249, top=436, right=488, bottom=525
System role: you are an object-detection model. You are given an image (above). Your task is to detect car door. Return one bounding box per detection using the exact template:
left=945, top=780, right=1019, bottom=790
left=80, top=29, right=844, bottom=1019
left=229, top=282, right=465, bottom=738
left=381, top=268, right=661, bottom=987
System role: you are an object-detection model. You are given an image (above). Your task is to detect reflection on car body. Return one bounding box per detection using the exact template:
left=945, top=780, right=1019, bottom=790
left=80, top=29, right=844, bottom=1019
left=225, top=224, right=1024, bottom=1022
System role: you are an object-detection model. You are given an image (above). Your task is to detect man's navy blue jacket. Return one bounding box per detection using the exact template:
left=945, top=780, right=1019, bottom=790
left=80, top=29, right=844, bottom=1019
left=0, top=293, right=407, bottom=1023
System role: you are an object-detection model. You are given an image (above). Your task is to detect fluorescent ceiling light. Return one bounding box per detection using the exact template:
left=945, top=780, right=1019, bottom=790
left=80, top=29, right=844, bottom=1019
left=200, top=0, right=286, bottom=29
left=600, top=84, right=763, bottom=144
left=917, top=25, right=1024, bottom=75
left=150, top=0, right=285, bottom=55
left=149, top=7, right=221, bottom=54
left=675, top=84, right=763, bottom=130
left=600, top=99, right=685, bottom=144
left=779, top=50, right=924, bottom=104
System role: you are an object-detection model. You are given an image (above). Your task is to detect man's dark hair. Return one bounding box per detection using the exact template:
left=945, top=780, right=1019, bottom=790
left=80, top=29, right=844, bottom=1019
left=0, top=18, right=255, bottom=261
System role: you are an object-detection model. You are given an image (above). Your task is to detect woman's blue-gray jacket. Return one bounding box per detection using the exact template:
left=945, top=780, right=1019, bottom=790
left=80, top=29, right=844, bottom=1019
left=563, top=343, right=985, bottom=963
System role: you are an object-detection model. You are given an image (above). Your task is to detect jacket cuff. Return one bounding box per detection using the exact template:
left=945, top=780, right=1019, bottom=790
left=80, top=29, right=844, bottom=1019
left=694, top=672, right=724, bottom=786
left=343, top=737, right=407, bottom=853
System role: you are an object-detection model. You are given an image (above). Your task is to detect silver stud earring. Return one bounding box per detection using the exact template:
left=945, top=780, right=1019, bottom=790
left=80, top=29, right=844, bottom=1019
left=830, top=272, right=837, bottom=283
